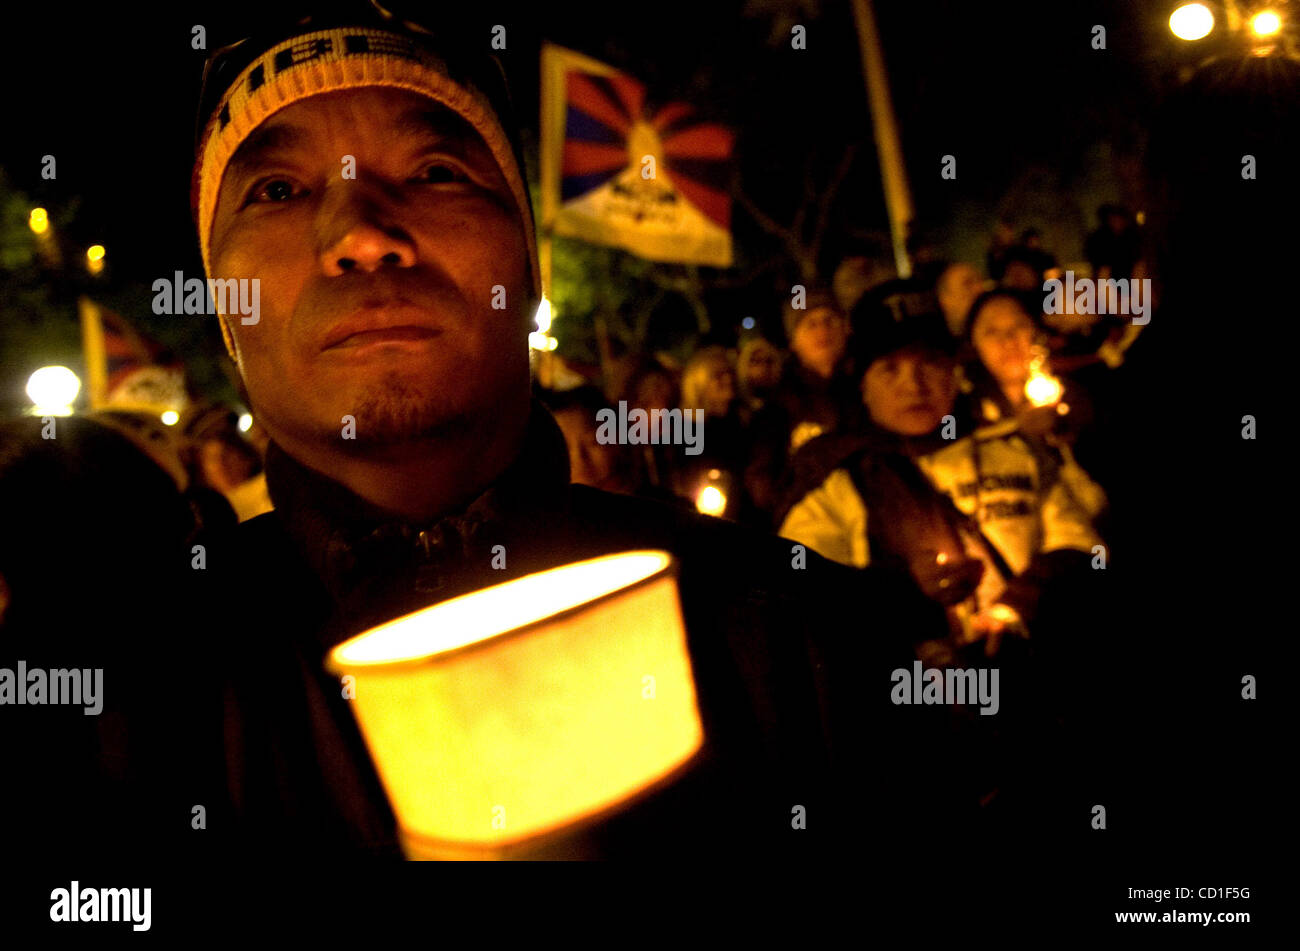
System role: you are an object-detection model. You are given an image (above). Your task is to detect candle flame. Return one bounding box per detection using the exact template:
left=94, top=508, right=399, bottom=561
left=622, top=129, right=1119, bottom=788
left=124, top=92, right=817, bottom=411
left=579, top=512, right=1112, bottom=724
left=1025, top=369, right=1063, bottom=407
left=696, top=485, right=727, bottom=517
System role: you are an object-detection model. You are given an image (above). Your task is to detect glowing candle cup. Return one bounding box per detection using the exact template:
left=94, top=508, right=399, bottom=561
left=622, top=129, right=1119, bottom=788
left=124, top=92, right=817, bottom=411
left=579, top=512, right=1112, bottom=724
left=326, top=550, right=703, bottom=860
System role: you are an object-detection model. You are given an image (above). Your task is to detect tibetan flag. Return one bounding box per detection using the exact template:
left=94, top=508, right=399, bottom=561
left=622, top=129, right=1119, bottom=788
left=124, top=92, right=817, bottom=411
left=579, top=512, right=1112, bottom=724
left=79, top=297, right=187, bottom=414
left=541, top=43, right=735, bottom=268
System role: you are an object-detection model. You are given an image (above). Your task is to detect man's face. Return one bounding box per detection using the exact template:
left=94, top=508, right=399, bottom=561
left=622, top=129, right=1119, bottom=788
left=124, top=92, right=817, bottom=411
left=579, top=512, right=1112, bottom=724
left=791, top=306, right=848, bottom=370
left=862, top=348, right=956, bottom=436
left=971, top=299, right=1035, bottom=387
left=208, top=87, right=532, bottom=451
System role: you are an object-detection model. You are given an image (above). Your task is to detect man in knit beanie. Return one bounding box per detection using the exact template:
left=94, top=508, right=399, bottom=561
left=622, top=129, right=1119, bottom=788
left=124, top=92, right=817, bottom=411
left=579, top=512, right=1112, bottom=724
left=193, top=2, right=539, bottom=520
left=182, top=2, right=935, bottom=862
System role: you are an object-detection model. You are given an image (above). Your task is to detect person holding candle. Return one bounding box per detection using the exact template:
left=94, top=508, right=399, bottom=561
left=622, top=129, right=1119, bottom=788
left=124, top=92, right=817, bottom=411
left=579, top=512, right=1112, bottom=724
left=777, top=296, right=1111, bottom=819
left=961, top=289, right=1108, bottom=522
left=778, top=295, right=1103, bottom=657
left=964, top=290, right=1049, bottom=424
left=170, top=0, right=944, bottom=861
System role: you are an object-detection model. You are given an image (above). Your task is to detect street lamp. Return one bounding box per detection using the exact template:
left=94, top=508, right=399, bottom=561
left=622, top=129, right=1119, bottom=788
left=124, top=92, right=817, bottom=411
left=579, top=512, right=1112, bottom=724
left=1170, top=3, right=1216, bottom=40
left=1251, top=11, right=1282, bottom=36
left=26, top=366, right=81, bottom=416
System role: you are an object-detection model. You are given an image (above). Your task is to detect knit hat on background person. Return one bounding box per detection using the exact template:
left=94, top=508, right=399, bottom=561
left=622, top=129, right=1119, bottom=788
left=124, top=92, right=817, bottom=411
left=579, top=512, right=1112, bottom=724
left=780, top=287, right=842, bottom=343
left=849, top=277, right=955, bottom=372
left=191, top=1, right=539, bottom=359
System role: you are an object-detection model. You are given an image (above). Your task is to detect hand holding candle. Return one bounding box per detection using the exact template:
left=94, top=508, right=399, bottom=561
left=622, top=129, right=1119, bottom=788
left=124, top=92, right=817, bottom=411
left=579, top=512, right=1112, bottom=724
left=914, top=550, right=985, bottom=606
left=1024, top=345, right=1064, bottom=408
left=962, top=603, right=1028, bottom=657
left=326, top=551, right=703, bottom=860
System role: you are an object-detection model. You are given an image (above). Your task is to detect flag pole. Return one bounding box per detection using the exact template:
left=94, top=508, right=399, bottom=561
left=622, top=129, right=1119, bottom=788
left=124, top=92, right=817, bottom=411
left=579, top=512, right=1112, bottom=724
left=852, top=0, right=915, bottom=280
left=78, top=296, right=108, bottom=409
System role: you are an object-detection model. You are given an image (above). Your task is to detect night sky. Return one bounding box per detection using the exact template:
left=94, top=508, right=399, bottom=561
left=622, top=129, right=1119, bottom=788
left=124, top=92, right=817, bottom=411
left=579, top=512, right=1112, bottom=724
left=0, top=0, right=1169, bottom=262
left=0, top=0, right=1291, bottom=398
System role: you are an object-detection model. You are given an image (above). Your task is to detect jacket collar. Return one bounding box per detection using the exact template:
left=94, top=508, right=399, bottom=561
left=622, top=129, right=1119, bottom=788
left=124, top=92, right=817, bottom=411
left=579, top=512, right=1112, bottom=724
left=261, top=400, right=572, bottom=627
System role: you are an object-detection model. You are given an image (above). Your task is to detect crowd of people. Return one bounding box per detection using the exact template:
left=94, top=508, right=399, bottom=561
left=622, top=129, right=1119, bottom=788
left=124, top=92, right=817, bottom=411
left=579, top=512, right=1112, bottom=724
left=539, top=206, right=1146, bottom=666
left=0, top=195, right=1150, bottom=851
left=50, top=205, right=1148, bottom=683
left=0, top=0, right=1164, bottom=862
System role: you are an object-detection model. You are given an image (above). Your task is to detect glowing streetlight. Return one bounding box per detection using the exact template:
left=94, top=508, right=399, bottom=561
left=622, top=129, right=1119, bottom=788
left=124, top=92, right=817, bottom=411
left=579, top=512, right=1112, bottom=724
left=1170, top=3, right=1215, bottom=40
left=86, top=244, right=106, bottom=275
left=26, top=366, right=81, bottom=416
left=28, top=208, right=49, bottom=235
left=1251, top=11, right=1281, bottom=36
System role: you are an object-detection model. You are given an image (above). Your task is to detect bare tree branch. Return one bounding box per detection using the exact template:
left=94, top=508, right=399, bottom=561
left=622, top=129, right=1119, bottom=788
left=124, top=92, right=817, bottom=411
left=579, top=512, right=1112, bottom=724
left=792, top=151, right=815, bottom=239
left=809, top=144, right=859, bottom=269
left=731, top=182, right=794, bottom=244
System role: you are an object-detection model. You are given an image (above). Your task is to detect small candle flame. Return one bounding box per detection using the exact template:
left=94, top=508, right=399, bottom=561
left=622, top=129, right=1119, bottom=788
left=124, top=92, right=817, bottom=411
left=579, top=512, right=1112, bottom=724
left=1025, top=370, right=1063, bottom=407
left=1024, top=348, right=1063, bottom=407
left=696, top=484, right=727, bottom=517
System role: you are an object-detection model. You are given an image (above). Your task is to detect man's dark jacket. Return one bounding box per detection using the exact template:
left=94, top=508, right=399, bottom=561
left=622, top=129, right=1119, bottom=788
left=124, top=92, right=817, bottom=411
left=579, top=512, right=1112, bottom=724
left=192, top=405, right=938, bottom=860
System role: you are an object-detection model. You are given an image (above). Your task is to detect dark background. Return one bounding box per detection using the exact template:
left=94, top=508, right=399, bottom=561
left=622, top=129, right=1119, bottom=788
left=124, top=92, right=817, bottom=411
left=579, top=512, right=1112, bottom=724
left=0, top=0, right=1290, bottom=933
left=0, top=0, right=1182, bottom=404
